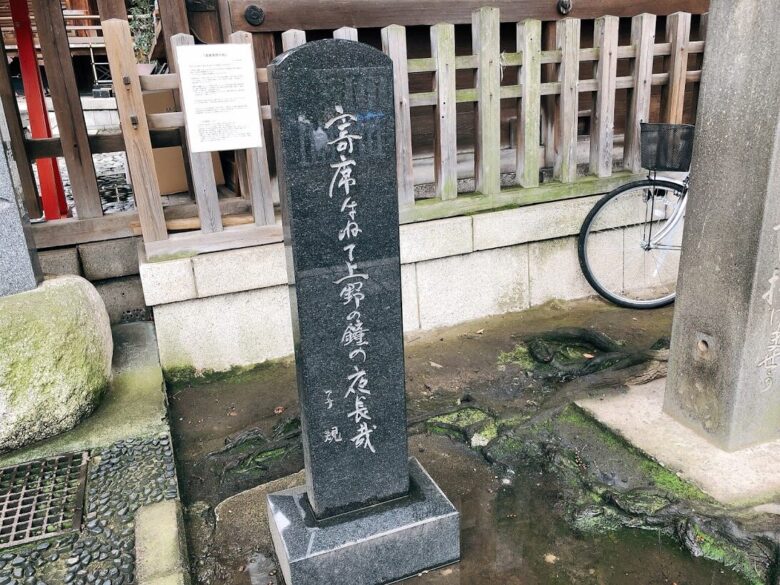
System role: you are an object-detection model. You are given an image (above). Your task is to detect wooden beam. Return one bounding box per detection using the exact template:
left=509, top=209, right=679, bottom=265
left=227, top=0, right=709, bottom=32
left=96, top=0, right=127, bottom=20
left=430, top=22, right=457, bottom=200
left=0, top=38, right=40, bottom=218
left=25, top=130, right=182, bottom=160
left=103, top=18, right=168, bottom=243
left=31, top=0, right=103, bottom=218
left=624, top=13, right=656, bottom=173
left=472, top=6, right=501, bottom=196
left=171, top=33, right=223, bottom=233
left=554, top=17, right=580, bottom=184
left=663, top=11, right=691, bottom=124
left=32, top=211, right=138, bottom=249
left=230, top=31, right=274, bottom=226
left=281, top=29, right=306, bottom=51
left=145, top=223, right=283, bottom=260
left=381, top=25, right=415, bottom=207
left=517, top=18, right=541, bottom=188
left=589, top=15, right=618, bottom=177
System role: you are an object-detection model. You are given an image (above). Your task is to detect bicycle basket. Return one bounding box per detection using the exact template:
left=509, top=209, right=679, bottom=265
left=640, top=123, right=695, bottom=172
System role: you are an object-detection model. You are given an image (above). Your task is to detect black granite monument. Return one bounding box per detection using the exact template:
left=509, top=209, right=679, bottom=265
left=266, top=39, right=460, bottom=584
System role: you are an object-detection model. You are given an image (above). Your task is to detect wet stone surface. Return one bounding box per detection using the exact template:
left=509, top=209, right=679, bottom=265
left=0, top=435, right=178, bottom=585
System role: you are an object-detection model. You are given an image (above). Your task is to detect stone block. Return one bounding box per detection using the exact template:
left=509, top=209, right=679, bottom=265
left=154, top=285, right=294, bottom=374
left=135, top=500, right=190, bottom=585
left=79, top=237, right=140, bottom=280
left=139, top=252, right=197, bottom=306
left=94, top=275, right=146, bottom=324
left=39, top=247, right=82, bottom=276
left=472, top=195, right=601, bottom=251
left=191, top=243, right=287, bottom=298
left=267, top=459, right=459, bottom=585
left=399, top=216, right=473, bottom=264
left=528, top=237, right=593, bottom=305
left=416, top=246, right=529, bottom=330
left=401, top=264, right=420, bottom=332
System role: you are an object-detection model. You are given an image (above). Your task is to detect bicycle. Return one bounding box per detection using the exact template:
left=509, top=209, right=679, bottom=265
left=578, top=123, right=695, bottom=309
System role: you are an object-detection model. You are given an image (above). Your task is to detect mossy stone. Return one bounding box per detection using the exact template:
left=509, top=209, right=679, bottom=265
left=0, top=275, right=112, bottom=453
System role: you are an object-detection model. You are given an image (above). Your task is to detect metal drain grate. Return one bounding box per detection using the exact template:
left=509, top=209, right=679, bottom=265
left=0, top=452, right=89, bottom=549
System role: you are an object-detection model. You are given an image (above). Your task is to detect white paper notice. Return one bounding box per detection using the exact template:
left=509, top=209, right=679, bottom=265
left=176, top=43, right=263, bottom=153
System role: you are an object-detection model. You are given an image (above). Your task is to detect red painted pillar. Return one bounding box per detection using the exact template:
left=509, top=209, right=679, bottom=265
left=10, top=0, right=68, bottom=219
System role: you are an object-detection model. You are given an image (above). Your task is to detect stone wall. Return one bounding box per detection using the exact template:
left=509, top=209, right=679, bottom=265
left=139, top=195, right=642, bottom=377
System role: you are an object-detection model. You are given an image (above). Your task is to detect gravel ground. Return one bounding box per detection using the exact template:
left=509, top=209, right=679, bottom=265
left=0, top=434, right=177, bottom=585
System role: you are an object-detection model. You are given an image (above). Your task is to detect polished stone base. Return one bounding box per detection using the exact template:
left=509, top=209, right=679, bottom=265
left=267, top=458, right=460, bottom=585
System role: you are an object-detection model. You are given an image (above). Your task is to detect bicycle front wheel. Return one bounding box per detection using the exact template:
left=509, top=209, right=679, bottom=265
left=578, top=179, right=686, bottom=309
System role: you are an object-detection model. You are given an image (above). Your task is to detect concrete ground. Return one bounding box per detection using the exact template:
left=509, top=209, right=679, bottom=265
left=577, top=379, right=780, bottom=507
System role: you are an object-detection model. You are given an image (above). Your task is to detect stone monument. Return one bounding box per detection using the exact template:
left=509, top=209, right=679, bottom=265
left=664, top=0, right=780, bottom=450
left=0, top=127, right=41, bottom=297
left=265, top=39, right=459, bottom=584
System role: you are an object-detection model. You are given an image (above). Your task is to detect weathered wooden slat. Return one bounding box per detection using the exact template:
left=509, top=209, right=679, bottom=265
left=554, top=17, right=580, bottom=184
left=171, top=33, right=223, bottom=234
left=663, top=11, right=691, bottom=124
left=517, top=18, right=541, bottom=188
left=230, top=31, right=274, bottom=226
left=0, top=38, right=40, bottom=217
left=103, top=18, right=167, bottom=242
left=472, top=6, right=501, bottom=195
left=227, top=0, right=709, bottom=32
left=624, top=13, right=656, bottom=173
left=148, top=111, right=186, bottom=129
left=456, top=88, right=478, bottom=102
left=96, top=0, right=128, bottom=20
left=216, top=0, right=233, bottom=40
left=409, top=92, right=437, bottom=107
left=256, top=68, right=268, bottom=83
left=281, top=28, right=306, bottom=51
left=32, top=211, right=138, bottom=249
left=333, top=26, right=358, bottom=40
left=381, top=24, right=415, bottom=207
left=145, top=223, right=283, bottom=260
left=430, top=22, right=457, bottom=200
left=25, top=130, right=182, bottom=160
left=139, top=73, right=179, bottom=91
left=589, top=15, right=618, bottom=178
left=31, top=0, right=103, bottom=218
left=541, top=20, right=557, bottom=167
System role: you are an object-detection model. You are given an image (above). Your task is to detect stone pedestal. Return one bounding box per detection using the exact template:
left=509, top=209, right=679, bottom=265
left=0, top=140, right=41, bottom=297
left=664, top=0, right=780, bottom=450
left=265, top=39, right=459, bottom=584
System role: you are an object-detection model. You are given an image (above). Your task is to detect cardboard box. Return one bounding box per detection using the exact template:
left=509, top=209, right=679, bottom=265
left=143, top=90, right=224, bottom=195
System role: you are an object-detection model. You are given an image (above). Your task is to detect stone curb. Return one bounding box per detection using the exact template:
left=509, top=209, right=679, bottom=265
left=135, top=500, right=191, bottom=585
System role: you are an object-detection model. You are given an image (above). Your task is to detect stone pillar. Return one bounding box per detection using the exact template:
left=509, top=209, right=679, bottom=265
left=0, top=111, right=41, bottom=297
left=664, top=0, right=780, bottom=450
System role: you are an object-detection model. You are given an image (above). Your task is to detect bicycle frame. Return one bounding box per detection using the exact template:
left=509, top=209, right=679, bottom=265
left=644, top=175, right=688, bottom=251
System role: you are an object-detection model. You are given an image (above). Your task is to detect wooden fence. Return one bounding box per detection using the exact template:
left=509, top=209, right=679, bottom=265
left=8, top=6, right=706, bottom=258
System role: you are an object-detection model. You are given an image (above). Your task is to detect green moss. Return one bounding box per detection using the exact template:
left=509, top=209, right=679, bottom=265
left=236, top=447, right=288, bottom=473
left=498, top=344, right=535, bottom=370
left=557, top=406, right=711, bottom=503
left=691, top=525, right=763, bottom=585
left=428, top=408, right=490, bottom=428
left=146, top=251, right=198, bottom=263
left=164, top=359, right=282, bottom=390
left=471, top=420, right=499, bottom=447
left=427, top=425, right=465, bottom=442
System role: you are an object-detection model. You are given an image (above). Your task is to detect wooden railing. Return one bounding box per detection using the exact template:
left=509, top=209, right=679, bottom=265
left=1, top=13, right=106, bottom=52
left=10, top=7, right=706, bottom=257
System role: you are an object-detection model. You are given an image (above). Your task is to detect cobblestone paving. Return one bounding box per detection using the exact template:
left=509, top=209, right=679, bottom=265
left=0, top=434, right=178, bottom=585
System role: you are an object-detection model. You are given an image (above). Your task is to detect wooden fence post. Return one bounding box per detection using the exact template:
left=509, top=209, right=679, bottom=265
left=589, top=15, right=618, bottom=177
left=430, top=23, right=457, bottom=200
left=333, top=26, right=358, bottom=41
left=0, top=40, right=40, bottom=218
left=171, top=33, right=223, bottom=233
left=230, top=31, right=275, bottom=226
left=381, top=24, right=415, bottom=207
left=624, top=13, right=656, bottom=173
left=472, top=6, right=501, bottom=196
left=517, top=18, right=541, bottom=188
left=102, top=18, right=167, bottom=242
left=663, top=11, right=691, bottom=124
left=30, top=0, right=103, bottom=218
left=554, top=17, right=580, bottom=184
left=282, top=29, right=306, bottom=51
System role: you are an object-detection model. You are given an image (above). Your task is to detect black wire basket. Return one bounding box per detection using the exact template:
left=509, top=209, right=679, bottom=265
left=640, top=123, right=695, bottom=172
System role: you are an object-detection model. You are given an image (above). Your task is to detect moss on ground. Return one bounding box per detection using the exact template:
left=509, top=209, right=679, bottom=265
left=690, top=524, right=764, bottom=585
left=498, top=344, right=535, bottom=369
left=164, top=360, right=281, bottom=390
